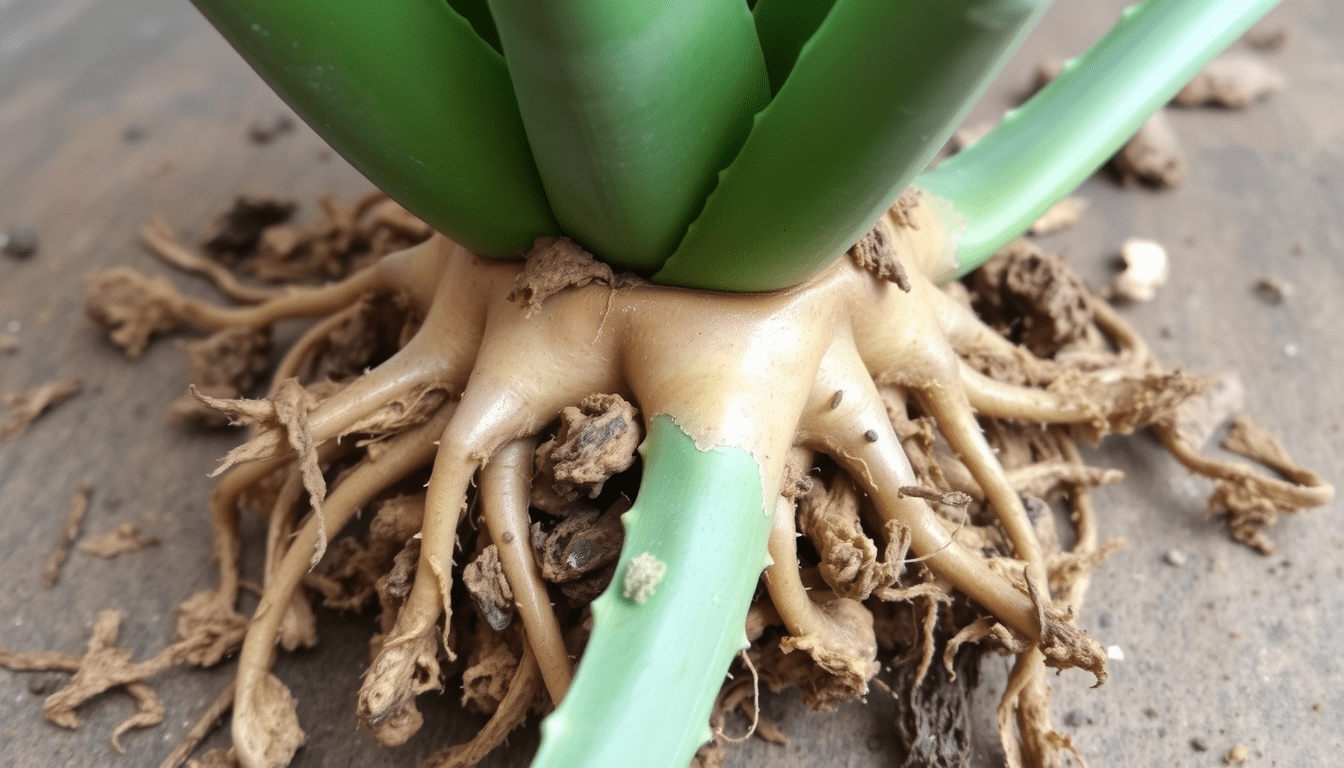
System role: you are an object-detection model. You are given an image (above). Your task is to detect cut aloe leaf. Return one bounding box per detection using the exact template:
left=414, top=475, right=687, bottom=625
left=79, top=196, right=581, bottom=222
left=532, top=415, right=773, bottom=768
left=190, top=0, right=557, bottom=258
left=656, top=0, right=1049, bottom=293
left=919, top=0, right=1282, bottom=278
left=487, top=0, right=770, bottom=272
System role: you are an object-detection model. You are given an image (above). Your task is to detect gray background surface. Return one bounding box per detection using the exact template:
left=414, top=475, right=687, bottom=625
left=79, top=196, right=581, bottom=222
left=1, top=1, right=1340, bottom=766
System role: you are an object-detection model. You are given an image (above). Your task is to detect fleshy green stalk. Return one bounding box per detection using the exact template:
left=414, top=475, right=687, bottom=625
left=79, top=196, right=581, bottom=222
left=487, top=0, right=770, bottom=272
left=919, top=0, right=1282, bottom=278
left=654, top=0, right=1049, bottom=292
left=189, top=0, right=557, bottom=258
left=532, top=415, right=772, bottom=768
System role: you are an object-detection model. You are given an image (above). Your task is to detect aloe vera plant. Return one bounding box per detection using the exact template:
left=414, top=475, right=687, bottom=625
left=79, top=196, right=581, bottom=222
left=117, top=1, right=1331, bottom=767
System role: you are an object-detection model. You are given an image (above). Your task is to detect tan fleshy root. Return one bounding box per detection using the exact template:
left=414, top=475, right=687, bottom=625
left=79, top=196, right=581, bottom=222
left=20, top=189, right=1327, bottom=768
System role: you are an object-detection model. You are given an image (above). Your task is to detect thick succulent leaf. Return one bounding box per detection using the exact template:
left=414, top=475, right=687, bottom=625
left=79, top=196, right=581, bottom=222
left=655, top=0, right=1049, bottom=293
left=532, top=415, right=772, bottom=768
left=190, top=0, right=557, bottom=258
left=753, top=0, right=839, bottom=95
left=920, top=0, right=1284, bottom=278
left=487, top=0, right=770, bottom=272
left=446, top=0, right=504, bottom=53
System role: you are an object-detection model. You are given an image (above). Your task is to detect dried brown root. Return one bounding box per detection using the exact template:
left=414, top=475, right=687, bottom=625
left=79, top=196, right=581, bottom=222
left=77, top=523, right=160, bottom=558
left=762, top=493, right=880, bottom=709
left=231, top=405, right=453, bottom=768
left=1174, top=54, right=1285, bottom=108
left=142, top=217, right=285, bottom=305
left=42, top=481, right=93, bottom=586
left=1156, top=417, right=1333, bottom=554
left=157, top=681, right=234, bottom=768
left=0, top=609, right=230, bottom=752
left=417, top=644, right=541, bottom=768
left=1111, top=110, right=1184, bottom=187
left=1, top=377, right=81, bottom=440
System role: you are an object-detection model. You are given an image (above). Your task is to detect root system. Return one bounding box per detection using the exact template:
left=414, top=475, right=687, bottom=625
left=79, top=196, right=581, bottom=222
left=2, top=188, right=1328, bottom=768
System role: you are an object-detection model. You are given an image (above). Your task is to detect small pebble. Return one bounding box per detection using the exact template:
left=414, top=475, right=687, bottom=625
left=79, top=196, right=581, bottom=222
left=1, top=227, right=39, bottom=259
left=1225, top=743, right=1248, bottom=764
left=1253, top=277, right=1292, bottom=305
left=1192, top=737, right=1209, bottom=752
left=27, top=672, right=62, bottom=696
left=1164, top=549, right=1187, bottom=567
left=863, top=429, right=879, bottom=443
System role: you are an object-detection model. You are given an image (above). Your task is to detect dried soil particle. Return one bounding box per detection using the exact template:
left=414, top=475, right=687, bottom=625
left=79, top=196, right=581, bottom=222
left=1224, top=743, right=1249, bottom=764
left=536, top=503, right=625, bottom=585
left=894, top=642, right=980, bottom=768
left=173, top=590, right=249, bottom=667
left=1112, top=110, right=1185, bottom=187
left=1243, top=24, right=1287, bottom=51
left=798, top=475, right=902, bottom=600
left=1030, top=196, right=1088, bottom=236
left=532, top=394, right=641, bottom=511
left=187, top=749, right=240, bottom=768
left=1, top=226, right=40, bottom=259
left=247, top=115, right=295, bottom=145
left=507, top=236, right=615, bottom=316
left=85, top=268, right=189, bottom=357
left=200, top=195, right=297, bottom=259
left=169, top=328, right=272, bottom=427
left=971, top=239, right=1093, bottom=358
left=464, top=545, right=515, bottom=632
left=1253, top=277, right=1293, bottom=305
left=1, top=377, right=81, bottom=440
left=888, top=187, right=923, bottom=230
left=1174, top=55, right=1284, bottom=108
left=848, top=219, right=911, bottom=291
left=77, top=523, right=160, bottom=558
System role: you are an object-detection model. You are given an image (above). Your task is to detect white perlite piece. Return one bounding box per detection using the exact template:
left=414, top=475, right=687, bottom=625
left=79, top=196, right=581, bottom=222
left=1112, top=238, right=1169, bottom=302
left=622, top=552, right=667, bottom=604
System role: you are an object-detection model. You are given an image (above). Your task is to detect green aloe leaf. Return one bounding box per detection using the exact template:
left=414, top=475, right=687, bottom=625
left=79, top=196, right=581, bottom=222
left=655, top=0, right=1049, bottom=293
left=190, top=0, right=557, bottom=258
left=532, top=415, right=773, bottom=768
left=446, top=0, right=504, bottom=53
left=487, top=0, right=770, bottom=272
left=920, top=0, right=1283, bottom=278
left=752, top=0, right=839, bottom=95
